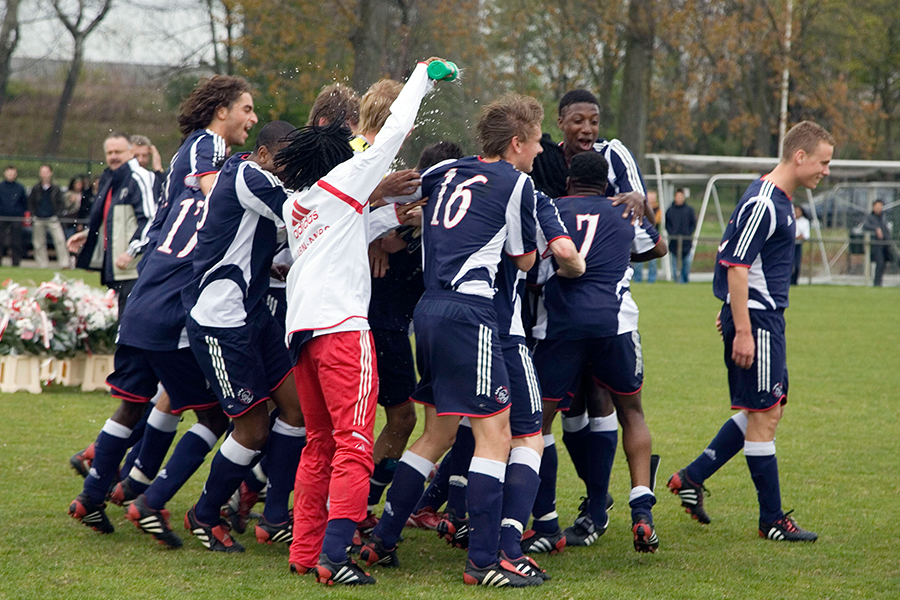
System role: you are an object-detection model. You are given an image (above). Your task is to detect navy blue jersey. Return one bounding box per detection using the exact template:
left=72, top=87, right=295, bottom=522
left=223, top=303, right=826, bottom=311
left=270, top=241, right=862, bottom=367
left=543, top=194, right=659, bottom=339
left=117, top=187, right=207, bottom=351
left=418, top=156, right=536, bottom=299
left=494, top=191, right=569, bottom=337
left=183, top=153, right=288, bottom=327
left=368, top=236, right=424, bottom=332
left=713, top=178, right=795, bottom=310
left=163, top=129, right=227, bottom=206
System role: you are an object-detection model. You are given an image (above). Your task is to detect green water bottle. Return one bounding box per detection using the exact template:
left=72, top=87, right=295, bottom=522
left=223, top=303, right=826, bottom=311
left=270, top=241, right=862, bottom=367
left=427, top=60, right=458, bottom=82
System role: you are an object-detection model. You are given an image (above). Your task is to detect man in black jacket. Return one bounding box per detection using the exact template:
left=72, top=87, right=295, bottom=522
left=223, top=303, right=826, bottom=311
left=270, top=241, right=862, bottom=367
left=860, top=200, right=893, bottom=286
left=67, top=133, right=157, bottom=317
left=28, top=164, right=71, bottom=269
left=665, top=189, right=697, bottom=283
left=0, top=165, right=27, bottom=266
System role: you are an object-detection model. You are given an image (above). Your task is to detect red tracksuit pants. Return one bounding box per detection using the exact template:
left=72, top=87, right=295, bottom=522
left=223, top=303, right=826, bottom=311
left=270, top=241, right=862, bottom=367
left=289, top=330, right=378, bottom=569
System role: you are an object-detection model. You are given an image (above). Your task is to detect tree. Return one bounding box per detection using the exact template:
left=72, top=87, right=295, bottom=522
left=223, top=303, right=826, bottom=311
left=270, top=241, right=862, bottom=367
left=618, top=0, right=655, bottom=165
left=0, top=0, right=22, bottom=116
left=44, top=0, right=113, bottom=155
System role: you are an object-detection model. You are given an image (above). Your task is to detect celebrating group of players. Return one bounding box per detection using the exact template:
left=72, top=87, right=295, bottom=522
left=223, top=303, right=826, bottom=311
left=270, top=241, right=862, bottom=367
left=66, top=56, right=833, bottom=587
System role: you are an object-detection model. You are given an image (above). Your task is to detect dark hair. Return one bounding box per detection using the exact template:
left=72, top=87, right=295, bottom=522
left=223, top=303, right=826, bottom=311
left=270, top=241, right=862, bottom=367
left=558, top=90, right=599, bottom=117
left=307, top=83, right=360, bottom=128
left=254, top=120, right=297, bottom=152
left=476, top=94, right=544, bottom=158
left=5, top=165, right=16, bottom=171
left=568, top=151, right=609, bottom=191
left=39, top=163, right=53, bottom=172
left=275, top=119, right=354, bottom=191
left=177, top=75, right=252, bottom=139
left=675, top=188, right=685, bottom=195
left=68, top=175, right=83, bottom=190
left=417, top=141, right=464, bottom=170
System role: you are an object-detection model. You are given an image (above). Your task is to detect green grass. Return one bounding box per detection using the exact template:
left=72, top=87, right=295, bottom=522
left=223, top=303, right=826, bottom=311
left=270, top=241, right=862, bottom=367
left=1, top=282, right=898, bottom=599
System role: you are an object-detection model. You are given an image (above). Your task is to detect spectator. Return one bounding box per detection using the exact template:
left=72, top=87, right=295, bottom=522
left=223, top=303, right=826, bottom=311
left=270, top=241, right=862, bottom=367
left=860, top=199, right=893, bottom=287
left=665, top=188, right=696, bottom=283
left=27, top=164, right=71, bottom=269
left=791, top=204, right=810, bottom=285
left=63, top=176, right=86, bottom=240
left=0, top=165, right=27, bottom=266
left=76, top=176, right=96, bottom=231
left=67, top=133, right=157, bottom=317
left=633, top=190, right=662, bottom=282
left=130, top=135, right=165, bottom=200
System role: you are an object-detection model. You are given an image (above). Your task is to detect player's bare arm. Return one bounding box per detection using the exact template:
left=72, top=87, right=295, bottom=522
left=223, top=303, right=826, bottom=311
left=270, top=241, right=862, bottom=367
left=549, top=237, right=585, bottom=278
left=727, top=266, right=754, bottom=369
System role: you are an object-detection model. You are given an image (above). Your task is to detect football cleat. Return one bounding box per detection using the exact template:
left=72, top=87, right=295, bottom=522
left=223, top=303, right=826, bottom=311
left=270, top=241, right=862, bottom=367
left=520, top=528, right=566, bottom=555
left=499, top=551, right=550, bottom=581
left=436, top=509, right=469, bottom=549
left=289, top=563, right=316, bottom=576
left=184, top=505, right=244, bottom=553
left=632, top=518, right=659, bottom=553
left=357, top=511, right=379, bottom=536
left=69, top=444, right=95, bottom=478
left=126, top=494, right=182, bottom=549
left=564, top=498, right=607, bottom=547
left=255, top=515, right=292, bottom=544
left=220, top=482, right=259, bottom=534
left=109, top=478, right=139, bottom=508
left=358, top=535, right=400, bottom=567
left=759, top=511, right=817, bottom=542
left=667, top=469, right=711, bottom=524
left=463, top=559, right=543, bottom=587
left=68, top=494, right=114, bottom=534
left=314, top=553, right=376, bottom=585
left=406, top=506, right=443, bottom=530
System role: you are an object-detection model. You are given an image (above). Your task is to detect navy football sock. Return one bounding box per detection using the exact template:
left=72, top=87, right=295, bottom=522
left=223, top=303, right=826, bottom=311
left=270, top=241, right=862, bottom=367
left=466, top=457, right=505, bottom=569
left=372, top=450, right=433, bottom=548
left=586, top=414, right=617, bottom=527
left=499, top=447, right=541, bottom=559
left=243, top=457, right=268, bottom=494
left=128, top=408, right=181, bottom=494
left=561, top=412, right=591, bottom=495
left=119, top=397, right=157, bottom=478
left=745, top=441, right=783, bottom=524
left=144, top=423, right=219, bottom=511
left=629, top=486, right=656, bottom=524
left=685, top=412, right=747, bottom=485
left=446, top=422, right=475, bottom=517
left=322, top=518, right=357, bottom=563
left=261, top=419, right=305, bottom=525
left=194, top=436, right=259, bottom=524
left=367, top=457, right=399, bottom=508
left=83, top=419, right=133, bottom=504
left=413, top=451, right=451, bottom=513
left=531, top=434, right=558, bottom=534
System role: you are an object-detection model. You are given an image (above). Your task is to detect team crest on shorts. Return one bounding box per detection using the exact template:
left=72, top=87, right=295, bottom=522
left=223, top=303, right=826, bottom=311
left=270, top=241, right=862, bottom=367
left=772, top=383, right=784, bottom=399
left=494, top=385, right=510, bottom=405
left=236, top=388, right=255, bottom=405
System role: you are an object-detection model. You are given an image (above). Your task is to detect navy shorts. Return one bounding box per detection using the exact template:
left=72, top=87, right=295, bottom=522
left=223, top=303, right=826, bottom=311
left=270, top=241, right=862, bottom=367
left=107, top=345, right=218, bottom=415
left=372, top=328, right=416, bottom=408
left=265, top=287, right=287, bottom=330
left=502, top=335, right=542, bottom=438
left=411, top=290, right=511, bottom=418
left=534, top=331, right=644, bottom=410
left=186, top=309, right=293, bottom=418
left=720, top=304, right=788, bottom=411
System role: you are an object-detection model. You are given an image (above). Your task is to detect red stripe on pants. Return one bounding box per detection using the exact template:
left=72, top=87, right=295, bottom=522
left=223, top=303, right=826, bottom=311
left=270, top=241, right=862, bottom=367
left=289, top=330, right=378, bottom=569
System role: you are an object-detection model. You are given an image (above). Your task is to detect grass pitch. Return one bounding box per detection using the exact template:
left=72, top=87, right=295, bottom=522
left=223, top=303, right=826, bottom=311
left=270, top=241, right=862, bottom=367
left=1, top=276, right=898, bottom=599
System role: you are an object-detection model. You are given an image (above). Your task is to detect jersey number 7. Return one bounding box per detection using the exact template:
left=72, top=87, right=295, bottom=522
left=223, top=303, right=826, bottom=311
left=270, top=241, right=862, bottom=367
left=576, top=213, right=599, bottom=258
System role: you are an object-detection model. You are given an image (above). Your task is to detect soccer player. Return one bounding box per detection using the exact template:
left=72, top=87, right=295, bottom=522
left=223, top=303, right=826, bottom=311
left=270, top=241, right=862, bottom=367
left=666, top=121, right=834, bottom=542
left=180, top=119, right=304, bottom=553
left=532, top=151, right=665, bottom=553
left=278, top=59, right=445, bottom=585
left=360, top=93, right=547, bottom=588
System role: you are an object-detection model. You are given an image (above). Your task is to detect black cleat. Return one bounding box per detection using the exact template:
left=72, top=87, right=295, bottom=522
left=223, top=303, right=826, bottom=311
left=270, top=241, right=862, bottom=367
left=184, top=505, right=244, bottom=553
left=759, top=511, right=817, bottom=542
left=499, top=551, right=550, bottom=580
left=69, top=444, right=94, bottom=478
left=632, top=518, right=659, bottom=553
left=126, top=494, right=182, bottom=548
left=463, top=559, right=543, bottom=587
left=68, top=494, right=114, bottom=534
left=358, top=535, right=400, bottom=567
left=255, top=515, right=292, bottom=544
left=314, top=553, right=376, bottom=585
left=220, top=482, right=259, bottom=534
left=109, top=478, right=139, bottom=508
left=520, top=527, right=566, bottom=554
left=667, top=469, right=711, bottom=524
left=436, top=509, right=469, bottom=549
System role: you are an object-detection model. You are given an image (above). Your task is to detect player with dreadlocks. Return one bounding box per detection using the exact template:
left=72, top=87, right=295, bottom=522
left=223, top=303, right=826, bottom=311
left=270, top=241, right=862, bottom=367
left=280, top=58, right=448, bottom=586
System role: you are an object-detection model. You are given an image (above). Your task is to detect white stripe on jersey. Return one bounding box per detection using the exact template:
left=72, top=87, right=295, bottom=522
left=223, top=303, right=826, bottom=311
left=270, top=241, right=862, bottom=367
left=503, top=173, right=529, bottom=255
left=518, top=343, right=542, bottom=415
left=205, top=335, right=234, bottom=398
left=477, top=325, right=492, bottom=396
left=734, top=181, right=773, bottom=260
left=607, top=139, right=646, bottom=196
left=235, top=162, right=285, bottom=227
left=354, top=331, right=373, bottom=427
left=756, top=329, right=770, bottom=392
left=451, top=226, right=507, bottom=298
